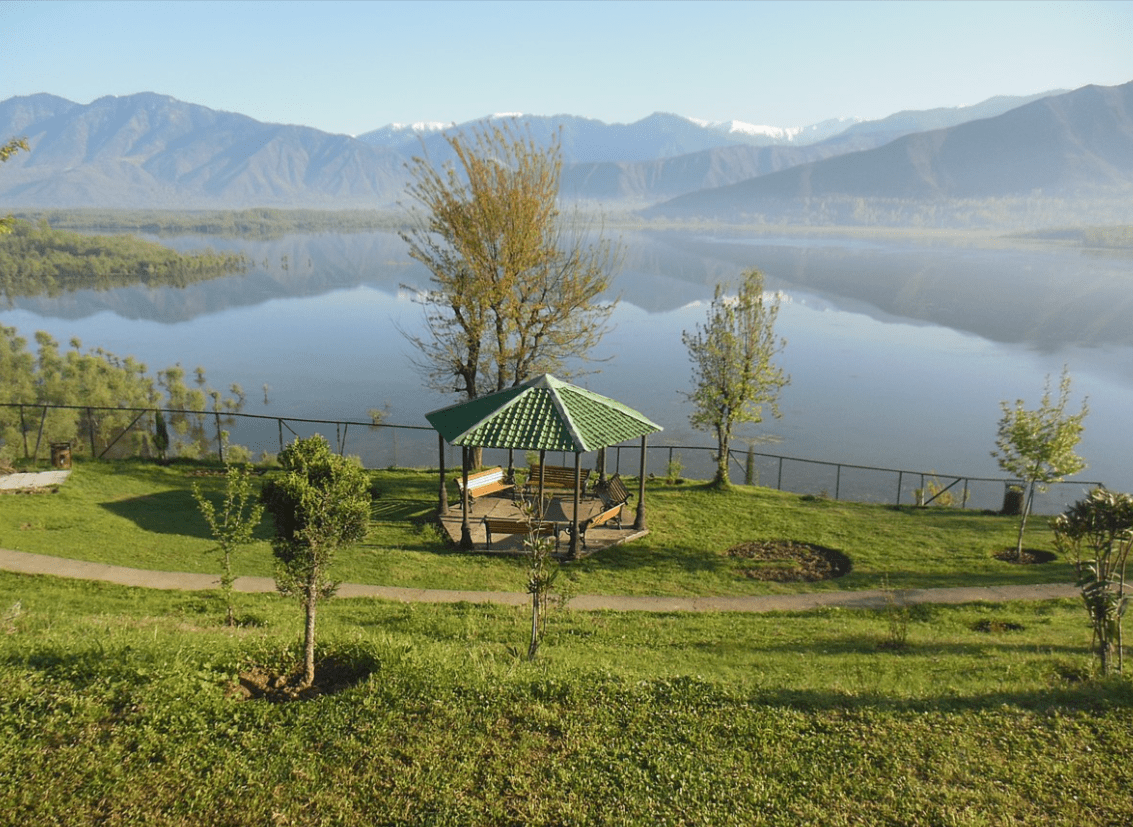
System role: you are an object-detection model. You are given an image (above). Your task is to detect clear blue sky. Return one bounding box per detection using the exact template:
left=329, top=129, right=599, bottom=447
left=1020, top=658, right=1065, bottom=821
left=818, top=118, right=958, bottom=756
left=3, top=0, right=1132, bottom=135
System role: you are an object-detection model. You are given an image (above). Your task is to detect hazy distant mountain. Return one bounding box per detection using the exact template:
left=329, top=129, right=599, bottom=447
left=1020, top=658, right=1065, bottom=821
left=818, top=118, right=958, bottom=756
left=0, top=93, right=407, bottom=209
left=554, top=92, right=1068, bottom=203
left=645, top=81, right=1133, bottom=220
left=818, top=90, right=1066, bottom=151
left=0, top=87, right=1077, bottom=212
left=359, top=112, right=861, bottom=164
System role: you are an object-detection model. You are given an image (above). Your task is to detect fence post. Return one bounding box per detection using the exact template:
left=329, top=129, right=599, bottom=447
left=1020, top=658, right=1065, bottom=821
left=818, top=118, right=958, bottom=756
left=33, top=406, right=47, bottom=463
left=214, top=410, right=224, bottom=464
left=87, top=408, right=96, bottom=457
left=896, top=470, right=903, bottom=506
left=20, top=405, right=29, bottom=459
left=777, top=457, right=784, bottom=490
left=835, top=464, right=842, bottom=500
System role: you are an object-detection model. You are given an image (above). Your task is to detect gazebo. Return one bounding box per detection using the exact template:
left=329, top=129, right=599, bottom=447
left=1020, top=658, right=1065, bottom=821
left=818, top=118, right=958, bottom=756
left=425, top=374, right=662, bottom=556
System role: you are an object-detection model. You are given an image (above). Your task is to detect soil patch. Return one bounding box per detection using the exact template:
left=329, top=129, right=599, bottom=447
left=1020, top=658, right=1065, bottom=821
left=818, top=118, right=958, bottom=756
left=993, top=548, right=1057, bottom=565
left=231, top=656, right=372, bottom=702
left=972, top=619, right=1026, bottom=633
left=726, top=539, right=852, bottom=582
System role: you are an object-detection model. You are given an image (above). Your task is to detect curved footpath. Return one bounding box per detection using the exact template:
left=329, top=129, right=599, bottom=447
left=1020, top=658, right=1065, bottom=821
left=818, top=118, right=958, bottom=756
left=0, top=547, right=1078, bottom=613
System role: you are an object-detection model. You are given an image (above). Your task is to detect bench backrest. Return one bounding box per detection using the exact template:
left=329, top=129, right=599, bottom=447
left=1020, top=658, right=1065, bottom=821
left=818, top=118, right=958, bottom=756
left=527, top=464, right=590, bottom=488
left=458, top=466, right=505, bottom=492
left=597, top=473, right=630, bottom=507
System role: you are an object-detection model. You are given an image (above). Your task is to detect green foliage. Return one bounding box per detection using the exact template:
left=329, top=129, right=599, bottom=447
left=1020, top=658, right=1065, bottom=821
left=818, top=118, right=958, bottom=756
left=260, top=435, right=371, bottom=686
left=0, top=326, right=246, bottom=462
left=152, top=409, right=169, bottom=460
left=514, top=498, right=561, bottom=661
left=0, top=137, right=29, bottom=235
left=17, top=207, right=406, bottom=238
left=1054, top=487, right=1133, bottom=675
left=400, top=120, right=619, bottom=400
left=0, top=219, right=247, bottom=300
left=993, top=367, right=1089, bottom=558
left=683, top=269, right=789, bottom=489
left=192, top=464, right=265, bottom=625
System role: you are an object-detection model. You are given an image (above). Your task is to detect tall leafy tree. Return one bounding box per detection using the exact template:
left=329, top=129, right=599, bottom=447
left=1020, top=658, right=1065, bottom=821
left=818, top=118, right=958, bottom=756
left=260, top=435, right=370, bottom=688
left=400, top=120, right=619, bottom=403
left=0, top=138, right=28, bottom=236
left=683, top=269, right=789, bottom=489
left=993, top=367, right=1089, bottom=559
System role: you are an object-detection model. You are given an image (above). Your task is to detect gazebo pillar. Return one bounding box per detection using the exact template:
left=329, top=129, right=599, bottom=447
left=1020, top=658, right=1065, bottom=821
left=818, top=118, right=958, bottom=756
left=567, top=452, right=583, bottom=558
left=459, top=446, right=473, bottom=549
left=437, top=433, right=449, bottom=516
left=536, top=449, right=547, bottom=520
left=634, top=434, right=648, bottom=531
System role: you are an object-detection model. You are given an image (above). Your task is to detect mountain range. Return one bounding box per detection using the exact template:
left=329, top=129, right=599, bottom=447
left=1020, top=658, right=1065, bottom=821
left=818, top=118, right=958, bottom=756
left=1, top=83, right=1131, bottom=224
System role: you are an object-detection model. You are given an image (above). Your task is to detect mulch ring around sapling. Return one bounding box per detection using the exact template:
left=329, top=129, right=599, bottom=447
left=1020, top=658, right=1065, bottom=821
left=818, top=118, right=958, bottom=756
left=231, top=656, right=373, bottom=702
left=992, top=548, right=1057, bottom=565
left=727, top=539, right=852, bottom=582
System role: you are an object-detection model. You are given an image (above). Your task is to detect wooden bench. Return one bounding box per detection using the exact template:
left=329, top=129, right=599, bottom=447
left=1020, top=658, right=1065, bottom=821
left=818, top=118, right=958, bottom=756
left=482, top=517, right=559, bottom=550
left=594, top=473, right=631, bottom=510
left=453, top=466, right=514, bottom=509
left=575, top=474, right=633, bottom=549
left=524, top=464, right=591, bottom=495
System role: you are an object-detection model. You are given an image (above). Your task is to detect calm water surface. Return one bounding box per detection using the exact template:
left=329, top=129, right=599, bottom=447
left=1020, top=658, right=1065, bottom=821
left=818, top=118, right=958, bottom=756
left=3, top=229, right=1130, bottom=509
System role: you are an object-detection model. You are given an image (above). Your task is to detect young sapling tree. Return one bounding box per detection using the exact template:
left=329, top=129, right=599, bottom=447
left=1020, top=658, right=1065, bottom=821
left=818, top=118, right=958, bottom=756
left=683, top=269, right=789, bottom=489
left=260, top=435, right=370, bottom=688
left=1054, top=487, right=1133, bottom=675
left=992, top=367, right=1088, bottom=559
left=192, top=463, right=264, bottom=625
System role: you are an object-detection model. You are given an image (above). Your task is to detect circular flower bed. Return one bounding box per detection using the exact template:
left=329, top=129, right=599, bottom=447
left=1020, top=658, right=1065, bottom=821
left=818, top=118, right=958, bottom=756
left=726, top=539, right=852, bottom=582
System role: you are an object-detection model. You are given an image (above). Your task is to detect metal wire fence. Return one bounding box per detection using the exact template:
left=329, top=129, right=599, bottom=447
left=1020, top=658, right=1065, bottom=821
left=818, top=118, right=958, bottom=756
left=1, top=402, right=1104, bottom=516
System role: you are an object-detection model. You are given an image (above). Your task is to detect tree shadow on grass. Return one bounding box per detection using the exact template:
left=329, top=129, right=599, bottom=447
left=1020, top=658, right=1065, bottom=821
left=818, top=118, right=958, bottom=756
left=100, top=489, right=270, bottom=541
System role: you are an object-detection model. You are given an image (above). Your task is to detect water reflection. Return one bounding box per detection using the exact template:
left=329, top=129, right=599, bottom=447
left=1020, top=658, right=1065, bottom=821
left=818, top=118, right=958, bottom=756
left=2, top=229, right=1130, bottom=499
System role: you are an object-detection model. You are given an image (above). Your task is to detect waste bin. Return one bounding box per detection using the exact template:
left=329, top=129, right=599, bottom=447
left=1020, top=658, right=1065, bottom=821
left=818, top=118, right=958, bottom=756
left=1001, top=485, right=1024, bottom=516
left=51, top=442, right=72, bottom=470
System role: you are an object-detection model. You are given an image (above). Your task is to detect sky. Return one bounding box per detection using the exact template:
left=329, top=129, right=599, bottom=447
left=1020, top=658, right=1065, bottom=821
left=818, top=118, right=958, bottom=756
left=3, top=0, right=1133, bottom=136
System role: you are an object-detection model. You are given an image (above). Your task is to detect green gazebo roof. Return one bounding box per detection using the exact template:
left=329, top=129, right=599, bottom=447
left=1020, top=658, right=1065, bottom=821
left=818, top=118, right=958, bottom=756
left=425, top=374, right=662, bottom=453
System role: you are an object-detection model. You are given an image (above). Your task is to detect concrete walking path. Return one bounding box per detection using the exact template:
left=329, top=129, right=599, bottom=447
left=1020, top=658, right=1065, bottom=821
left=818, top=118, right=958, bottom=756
left=0, top=547, right=1079, bottom=613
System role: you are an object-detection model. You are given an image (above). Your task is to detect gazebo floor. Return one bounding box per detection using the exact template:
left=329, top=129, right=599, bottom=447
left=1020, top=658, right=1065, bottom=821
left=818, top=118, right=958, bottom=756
left=437, top=493, right=648, bottom=558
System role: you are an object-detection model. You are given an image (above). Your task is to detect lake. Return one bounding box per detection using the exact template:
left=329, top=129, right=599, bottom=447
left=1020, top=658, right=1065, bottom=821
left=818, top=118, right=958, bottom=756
left=3, top=228, right=1130, bottom=513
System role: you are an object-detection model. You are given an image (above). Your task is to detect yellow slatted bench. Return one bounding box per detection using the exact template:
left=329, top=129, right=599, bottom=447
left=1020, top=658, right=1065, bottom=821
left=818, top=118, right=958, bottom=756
left=482, top=517, right=559, bottom=550
left=454, top=466, right=514, bottom=508
left=524, top=464, right=591, bottom=495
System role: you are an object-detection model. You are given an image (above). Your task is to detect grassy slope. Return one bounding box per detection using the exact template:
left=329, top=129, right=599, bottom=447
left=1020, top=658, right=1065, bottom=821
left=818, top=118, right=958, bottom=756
left=2, top=572, right=1131, bottom=826
left=0, top=460, right=1073, bottom=596
left=1, top=461, right=1129, bottom=825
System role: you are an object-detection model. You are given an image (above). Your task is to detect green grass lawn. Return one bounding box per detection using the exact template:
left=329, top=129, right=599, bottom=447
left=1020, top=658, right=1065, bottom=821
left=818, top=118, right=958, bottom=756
left=1, top=460, right=1130, bottom=825
left=0, top=459, right=1075, bottom=596
left=2, top=571, right=1131, bottom=825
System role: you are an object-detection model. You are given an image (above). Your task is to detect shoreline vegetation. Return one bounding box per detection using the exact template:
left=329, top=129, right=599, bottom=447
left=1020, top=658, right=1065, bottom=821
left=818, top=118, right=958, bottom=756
left=0, top=218, right=248, bottom=300
left=11, top=207, right=1133, bottom=249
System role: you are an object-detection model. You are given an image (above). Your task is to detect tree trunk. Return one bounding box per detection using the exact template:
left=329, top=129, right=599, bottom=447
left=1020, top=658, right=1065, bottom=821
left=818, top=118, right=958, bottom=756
left=1015, top=481, right=1035, bottom=559
left=714, top=428, right=731, bottom=489
left=302, top=581, right=317, bottom=688
left=528, top=590, right=540, bottom=661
